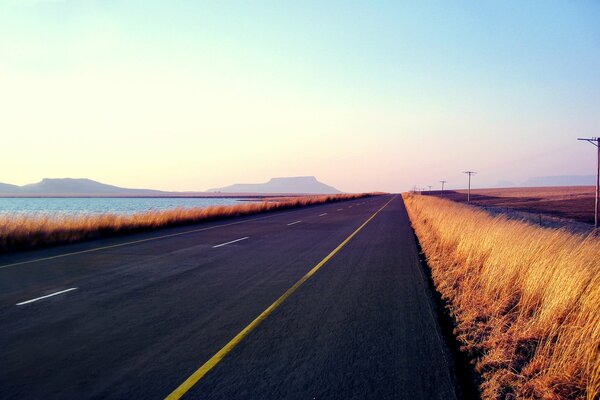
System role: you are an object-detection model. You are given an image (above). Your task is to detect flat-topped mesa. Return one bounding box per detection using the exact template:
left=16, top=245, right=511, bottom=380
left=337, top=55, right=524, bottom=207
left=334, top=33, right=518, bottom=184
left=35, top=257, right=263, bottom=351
left=209, top=176, right=342, bottom=194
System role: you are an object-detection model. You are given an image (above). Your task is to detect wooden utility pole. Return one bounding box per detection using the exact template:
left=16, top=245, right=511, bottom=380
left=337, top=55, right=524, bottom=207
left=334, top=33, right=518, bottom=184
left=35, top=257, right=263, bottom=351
left=462, top=171, right=476, bottom=203
left=578, top=137, right=599, bottom=229
left=440, top=180, right=447, bottom=196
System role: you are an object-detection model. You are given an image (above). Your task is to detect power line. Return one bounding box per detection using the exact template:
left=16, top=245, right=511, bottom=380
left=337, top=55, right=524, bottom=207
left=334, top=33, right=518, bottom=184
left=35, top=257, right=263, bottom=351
left=440, top=180, right=447, bottom=196
left=577, top=137, right=599, bottom=230
left=462, top=171, right=476, bottom=203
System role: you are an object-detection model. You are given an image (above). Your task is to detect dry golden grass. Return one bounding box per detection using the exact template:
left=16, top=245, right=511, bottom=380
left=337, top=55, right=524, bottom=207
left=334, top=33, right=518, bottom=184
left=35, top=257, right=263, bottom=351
left=403, top=193, right=599, bottom=400
left=0, top=193, right=375, bottom=254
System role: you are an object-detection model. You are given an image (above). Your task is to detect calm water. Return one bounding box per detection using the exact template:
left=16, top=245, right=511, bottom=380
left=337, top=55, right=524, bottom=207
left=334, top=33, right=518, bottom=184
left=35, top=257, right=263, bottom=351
left=0, top=197, right=248, bottom=216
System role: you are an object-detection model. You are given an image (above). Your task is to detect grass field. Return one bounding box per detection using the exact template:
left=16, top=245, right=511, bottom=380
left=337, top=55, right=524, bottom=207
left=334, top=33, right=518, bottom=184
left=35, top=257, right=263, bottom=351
left=0, top=193, right=375, bottom=254
left=431, top=186, right=596, bottom=224
left=403, top=193, right=599, bottom=400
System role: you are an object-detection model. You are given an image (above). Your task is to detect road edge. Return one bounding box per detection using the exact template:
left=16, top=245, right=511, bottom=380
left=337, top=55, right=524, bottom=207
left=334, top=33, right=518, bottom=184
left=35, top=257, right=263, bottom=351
left=405, top=207, right=482, bottom=400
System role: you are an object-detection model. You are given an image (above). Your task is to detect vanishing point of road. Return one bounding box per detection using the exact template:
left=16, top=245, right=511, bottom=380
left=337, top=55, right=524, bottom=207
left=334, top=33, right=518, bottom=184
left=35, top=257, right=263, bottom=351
left=0, top=195, right=465, bottom=399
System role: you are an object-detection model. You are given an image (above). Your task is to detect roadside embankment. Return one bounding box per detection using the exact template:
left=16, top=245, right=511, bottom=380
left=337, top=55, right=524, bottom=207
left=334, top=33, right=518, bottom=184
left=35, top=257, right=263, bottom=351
left=403, top=193, right=599, bottom=400
left=0, top=193, right=377, bottom=254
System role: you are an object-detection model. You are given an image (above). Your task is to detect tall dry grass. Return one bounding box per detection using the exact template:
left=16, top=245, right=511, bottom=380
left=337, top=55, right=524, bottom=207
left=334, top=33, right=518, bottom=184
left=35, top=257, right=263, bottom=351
left=403, top=194, right=599, bottom=400
left=0, top=194, right=375, bottom=254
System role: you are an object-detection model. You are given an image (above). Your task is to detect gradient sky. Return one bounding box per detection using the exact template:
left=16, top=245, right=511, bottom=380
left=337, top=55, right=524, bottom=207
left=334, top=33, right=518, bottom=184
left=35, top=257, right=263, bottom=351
left=1, top=1, right=599, bottom=192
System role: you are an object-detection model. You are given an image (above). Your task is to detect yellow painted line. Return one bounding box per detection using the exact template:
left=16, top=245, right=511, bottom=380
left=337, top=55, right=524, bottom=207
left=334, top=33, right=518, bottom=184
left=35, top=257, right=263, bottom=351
left=164, top=195, right=396, bottom=400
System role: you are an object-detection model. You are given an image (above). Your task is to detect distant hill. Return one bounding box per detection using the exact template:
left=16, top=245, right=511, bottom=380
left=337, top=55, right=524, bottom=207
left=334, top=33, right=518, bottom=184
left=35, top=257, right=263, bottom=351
left=0, top=182, right=20, bottom=193
left=0, top=178, right=167, bottom=196
left=209, top=176, right=341, bottom=194
left=521, top=175, right=596, bottom=187
left=0, top=176, right=342, bottom=196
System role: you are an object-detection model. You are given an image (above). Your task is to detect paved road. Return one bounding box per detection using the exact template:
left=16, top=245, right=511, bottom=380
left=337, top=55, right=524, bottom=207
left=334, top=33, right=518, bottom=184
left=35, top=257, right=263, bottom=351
left=0, top=195, right=462, bottom=399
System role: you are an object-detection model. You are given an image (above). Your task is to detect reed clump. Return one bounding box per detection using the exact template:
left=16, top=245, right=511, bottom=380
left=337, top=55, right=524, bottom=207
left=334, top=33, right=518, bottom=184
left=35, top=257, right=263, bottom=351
left=403, top=194, right=599, bottom=400
left=0, top=193, right=375, bottom=254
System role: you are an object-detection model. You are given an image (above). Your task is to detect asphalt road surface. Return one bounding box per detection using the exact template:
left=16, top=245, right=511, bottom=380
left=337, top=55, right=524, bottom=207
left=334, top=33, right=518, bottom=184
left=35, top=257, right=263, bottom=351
left=0, top=195, right=463, bottom=399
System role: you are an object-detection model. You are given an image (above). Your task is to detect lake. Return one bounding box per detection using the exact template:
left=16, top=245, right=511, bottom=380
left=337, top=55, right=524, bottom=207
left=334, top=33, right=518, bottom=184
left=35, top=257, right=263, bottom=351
left=0, top=197, right=250, bottom=216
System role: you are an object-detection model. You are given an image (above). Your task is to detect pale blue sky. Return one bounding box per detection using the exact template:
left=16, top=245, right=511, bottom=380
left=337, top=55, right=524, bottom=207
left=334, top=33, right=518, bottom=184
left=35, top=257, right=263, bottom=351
left=1, top=1, right=599, bottom=192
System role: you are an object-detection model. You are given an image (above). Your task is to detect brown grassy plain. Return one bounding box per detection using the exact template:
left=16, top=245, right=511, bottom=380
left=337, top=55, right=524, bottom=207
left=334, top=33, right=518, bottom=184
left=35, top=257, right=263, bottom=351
left=434, top=186, right=595, bottom=224
left=0, top=193, right=375, bottom=254
left=403, top=193, right=599, bottom=400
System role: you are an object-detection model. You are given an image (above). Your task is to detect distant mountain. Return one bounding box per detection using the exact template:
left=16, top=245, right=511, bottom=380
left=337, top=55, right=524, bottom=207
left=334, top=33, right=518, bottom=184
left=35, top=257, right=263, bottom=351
left=0, top=176, right=342, bottom=196
left=209, top=176, right=341, bottom=194
left=521, top=175, right=596, bottom=187
left=0, top=178, right=167, bottom=196
left=0, top=182, right=20, bottom=193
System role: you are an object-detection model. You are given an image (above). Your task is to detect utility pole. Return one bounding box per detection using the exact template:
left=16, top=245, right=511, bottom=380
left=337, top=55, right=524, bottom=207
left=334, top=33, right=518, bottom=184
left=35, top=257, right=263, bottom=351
left=578, top=137, right=599, bottom=229
left=440, top=180, right=447, bottom=196
left=462, top=171, right=476, bottom=203
left=427, top=185, right=433, bottom=195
